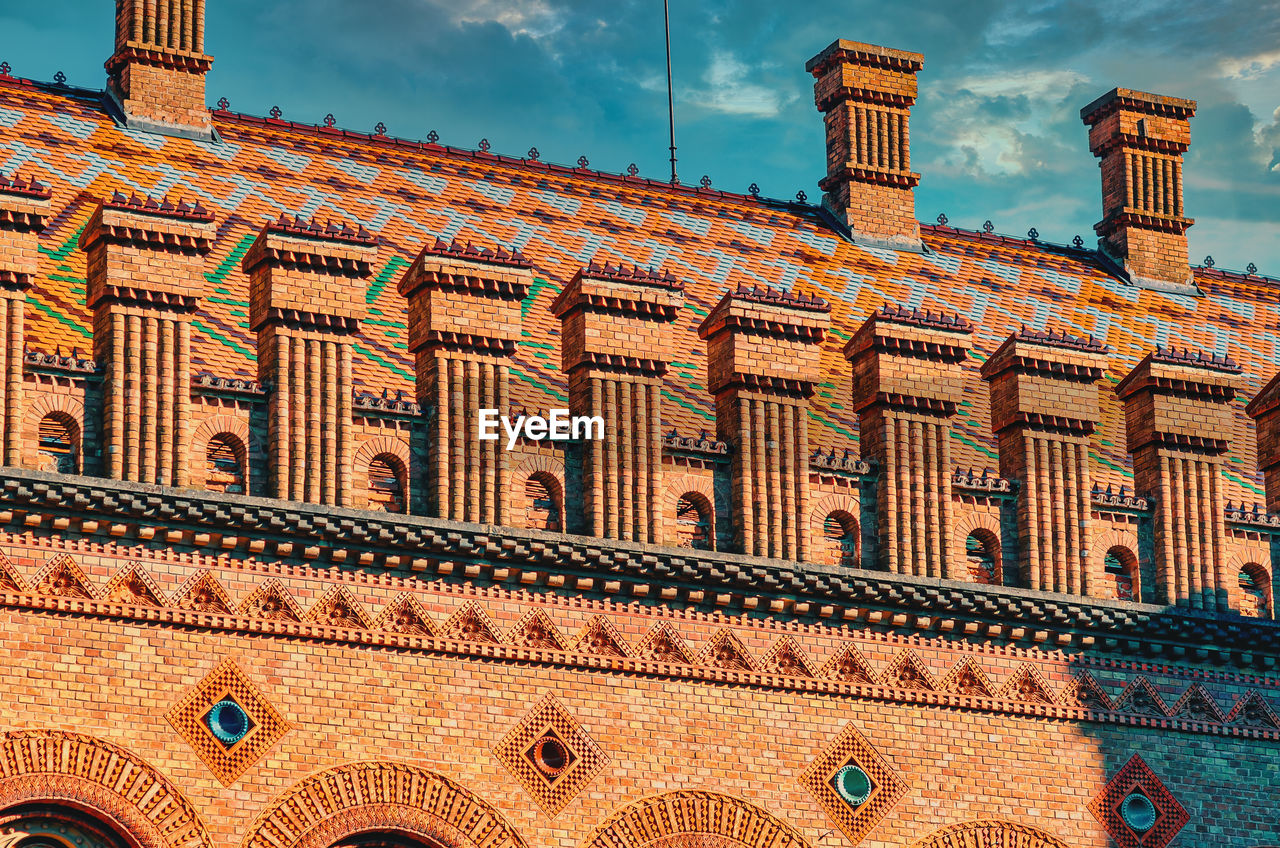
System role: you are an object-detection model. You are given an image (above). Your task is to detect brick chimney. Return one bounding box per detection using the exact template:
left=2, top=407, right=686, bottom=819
left=1245, top=373, right=1280, bottom=514
left=106, top=0, right=214, bottom=139
left=0, top=174, right=51, bottom=467
left=806, top=40, right=923, bottom=250
left=698, top=285, right=829, bottom=561
left=1115, top=348, right=1241, bottom=612
left=980, top=329, right=1110, bottom=595
left=1081, top=88, right=1196, bottom=291
left=844, top=306, right=972, bottom=577
left=398, top=240, right=532, bottom=524
left=551, top=263, right=684, bottom=543
left=245, top=216, right=377, bottom=506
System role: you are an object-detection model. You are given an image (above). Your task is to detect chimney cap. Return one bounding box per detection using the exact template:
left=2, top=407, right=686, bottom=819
left=805, top=39, right=923, bottom=76
left=1080, top=87, right=1197, bottom=125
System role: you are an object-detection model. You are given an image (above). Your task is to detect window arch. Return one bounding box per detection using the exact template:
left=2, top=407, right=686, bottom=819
left=204, top=434, right=246, bottom=494
left=1103, top=546, right=1139, bottom=602
left=820, top=510, right=858, bottom=567
left=965, top=530, right=1000, bottom=584
left=0, top=806, right=129, bottom=848
left=1239, top=563, right=1271, bottom=618
left=676, top=493, right=714, bottom=551
left=367, top=454, right=406, bottom=513
left=524, top=473, right=563, bottom=532
left=37, top=413, right=79, bottom=474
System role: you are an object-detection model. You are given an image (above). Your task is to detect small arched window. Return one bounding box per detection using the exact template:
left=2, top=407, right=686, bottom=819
left=965, top=531, right=999, bottom=585
left=676, top=493, right=713, bottom=550
left=1104, top=546, right=1138, bottom=602
left=1239, top=564, right=1270, bottom=618
left=37, top=413, right=79, bottom=474
left=205, top=435, right=246, bottom=494
left=821, top=511, right=858, bottom=567
left=524, top=473, right=562, bottom=531
left=367, top=454, right=405, bottom=513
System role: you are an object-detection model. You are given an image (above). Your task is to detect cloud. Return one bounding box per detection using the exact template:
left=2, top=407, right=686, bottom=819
left=679, top=52, right=790, bottom=118
left=431, top=0, right=567, bottom=39
left=1218, top=50, right=1280, bottom=81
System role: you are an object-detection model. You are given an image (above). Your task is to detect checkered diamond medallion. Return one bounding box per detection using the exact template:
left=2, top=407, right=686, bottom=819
left=1089, top=754, right=1189, bottom=848
left=800, top=721, right=909, bottom=846
left=493, top=694, right=608, bottom=816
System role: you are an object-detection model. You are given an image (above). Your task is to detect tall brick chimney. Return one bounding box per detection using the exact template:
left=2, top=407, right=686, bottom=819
left=1245, top=373, right=1280, bottom=514
left=106, top=0, right=214, bottom=139
left=1081, top=89, right=1196, bottom=291
left=806, top=40, right=923, bottom=251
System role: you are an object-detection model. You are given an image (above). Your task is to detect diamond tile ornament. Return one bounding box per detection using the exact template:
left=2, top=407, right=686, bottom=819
left=801, top=721, right=908, bottom=846
left=1089, top=755, right=1188, bottom=848
left=493, top=695, right=608, bottom=817
left=166, top=659, right=290, bottom=785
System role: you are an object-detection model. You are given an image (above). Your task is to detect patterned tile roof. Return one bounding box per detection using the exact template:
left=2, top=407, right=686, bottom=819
left=3, top=77, right=1278, bottom=501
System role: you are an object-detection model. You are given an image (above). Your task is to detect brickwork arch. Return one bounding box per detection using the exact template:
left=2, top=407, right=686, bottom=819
left=659, top=474, right=716, bottom=548
left=188, top=415, right=252, bottom=492
left=811, top=493, right=860, bottom=567
left=581, top=791, right=811, bottom=848
left=512, top=456, right=567, bottom=532
left=953, top=511, right=1002, bottom=585
left=243, top=762, right=527, bottom=848
left=1092, top=528, right=1142, bottom=602
left=0, top=729, right=211, bottom=848
left=22, top=393, right=85, bottom=473
left=353, top=437, right=412, bottom=513
left=1227, top=554, right=1273, bottom=619
left=907, top=820, right=1071, bottom=848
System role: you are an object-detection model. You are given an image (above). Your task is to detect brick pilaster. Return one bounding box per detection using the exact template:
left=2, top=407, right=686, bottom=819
left=845, top=306, right=972, bottom=578
left=1245, top=374, right=1280, bottom=514
left=1116, top=348, right=1241, bottom=611
left=80, top=193, right=213, bottom=486
left=105, top=0, right=214, bottom=138
left=551, top=263, right=684, bottom=542
left=398, top=240, right=531, bottom=524
left=698, top=285, right=828, bottom=561
left=980, top=329, right=1110, bottom=593
left=0, top=174, right=50, bottom=467
left=245, top=215, right=376, bottom=507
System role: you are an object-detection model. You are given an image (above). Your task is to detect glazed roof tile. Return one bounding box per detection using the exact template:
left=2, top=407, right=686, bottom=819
left=2, top=78, right=1277, bottom=502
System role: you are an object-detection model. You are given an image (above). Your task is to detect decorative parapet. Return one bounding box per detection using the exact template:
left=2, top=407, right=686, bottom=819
left=810, top=447, right=872, bottom=477
left=663, top=429, right=729, bottom=460
left=1224, top=502, right=1280, bottom=533
left=353, top=389, right=421, bottom=419
left=192, top=371, right=266, bottom=401
left=952, top=467, right=1014, bottom=496
left=1090, top=485, right=1152, bottom=513
left=23, top=347, right=98, bottom=377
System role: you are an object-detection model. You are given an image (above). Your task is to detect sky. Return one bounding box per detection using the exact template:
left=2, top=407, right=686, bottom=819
left=1, top=0, right=1278, bottom=273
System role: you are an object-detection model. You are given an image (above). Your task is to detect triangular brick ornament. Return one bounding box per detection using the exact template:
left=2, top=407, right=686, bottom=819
left=1089, top=754, right=1189, bottom=848
left=1114, top=676, right=1169, bottom=717
left=1226, top=690, right=1280, bottom=729
left=762, top=636, right=815, bottom=677
left=822, top=644, right=877, bottom=684
left=375, top=593, right=436, bottom=635
left=305, top=586, right=372, bottom=629
left=442, top=601, right=502, bottom=643
left=1062, top=671, right=1114, bottom=711
left=0, top=551, right=28, bottom=592
left=32, top=554, right=95, bottom=599
left=1000, top=663, right=1056, bottom=704
left=1169, top=683, right=1225, bottom=723
left=698, top=629, right=756, bottom=671
left=509, top=608, right=568, bottom=651
left=638, top=622, right=694, bottom=664
left=883, top=649, right=935, bottom=691
left=801, top=721, right=909, bottom=846
left=574, top=615, right=629, bottom=657
left=104, top=563, right=167, bottom=607
left=940, top=657, right=995, bottom=697
left=238, top=579, right=303, bottom=622
left=173, top=570, right=235, bottom=614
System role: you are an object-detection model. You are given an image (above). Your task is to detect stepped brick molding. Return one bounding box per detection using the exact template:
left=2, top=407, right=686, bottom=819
left=0, top=175, right=49, bottom=466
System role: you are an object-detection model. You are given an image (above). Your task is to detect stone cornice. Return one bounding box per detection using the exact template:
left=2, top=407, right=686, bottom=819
left=1, top=468, right=1277, bottom=669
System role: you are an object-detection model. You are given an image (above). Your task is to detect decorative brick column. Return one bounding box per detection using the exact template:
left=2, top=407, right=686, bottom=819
left=245, top=216, right=376, bottom=506
left=1115, top=348, right=1241, bottom=611
left=1246, top=374, right=1280, bottom=514
left=698, top=285, right=828, bottom=560
left=0, top=175, right=50, bottom=467
left=1081, top=88, right=1196, bottom=289
left=845, top=306, right=972, bottom=577
left=980, top=329, right=1110, bottom=593
left=105, top=0, right=214, bottom=138
left=80, top=193, right=213, bottom=486
left=398, top=240, right=531, bottom=524
left=805, top=40, right=923, bottom=250
left=551, top=263, right=684, bottom=542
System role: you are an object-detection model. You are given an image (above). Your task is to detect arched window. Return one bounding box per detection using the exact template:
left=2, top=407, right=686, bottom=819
left=1239, top=563, right=1270, bottom=618
left=676, top=493, right=713, bottom=550
left=205, top=434, right=246, bottom=494
left=524, top=473, right=562, bottom=531
left=1104, top=546, right=1139, bottom=602
left=367, top=454, right=405, bottom=513
left=965, top=531, right=999, bottom=584
left=821, top=510, right=858, bottom=567
left=37, top=413, right=79, bottom=474
left=0, top=806, right=128, bottom=848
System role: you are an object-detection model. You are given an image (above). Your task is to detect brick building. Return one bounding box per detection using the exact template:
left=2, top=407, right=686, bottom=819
left=0, top=5, right=1277, bottom=848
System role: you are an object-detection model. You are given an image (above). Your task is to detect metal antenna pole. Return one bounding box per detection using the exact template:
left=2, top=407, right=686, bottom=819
left=664, top=0, right=677, bottom=184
